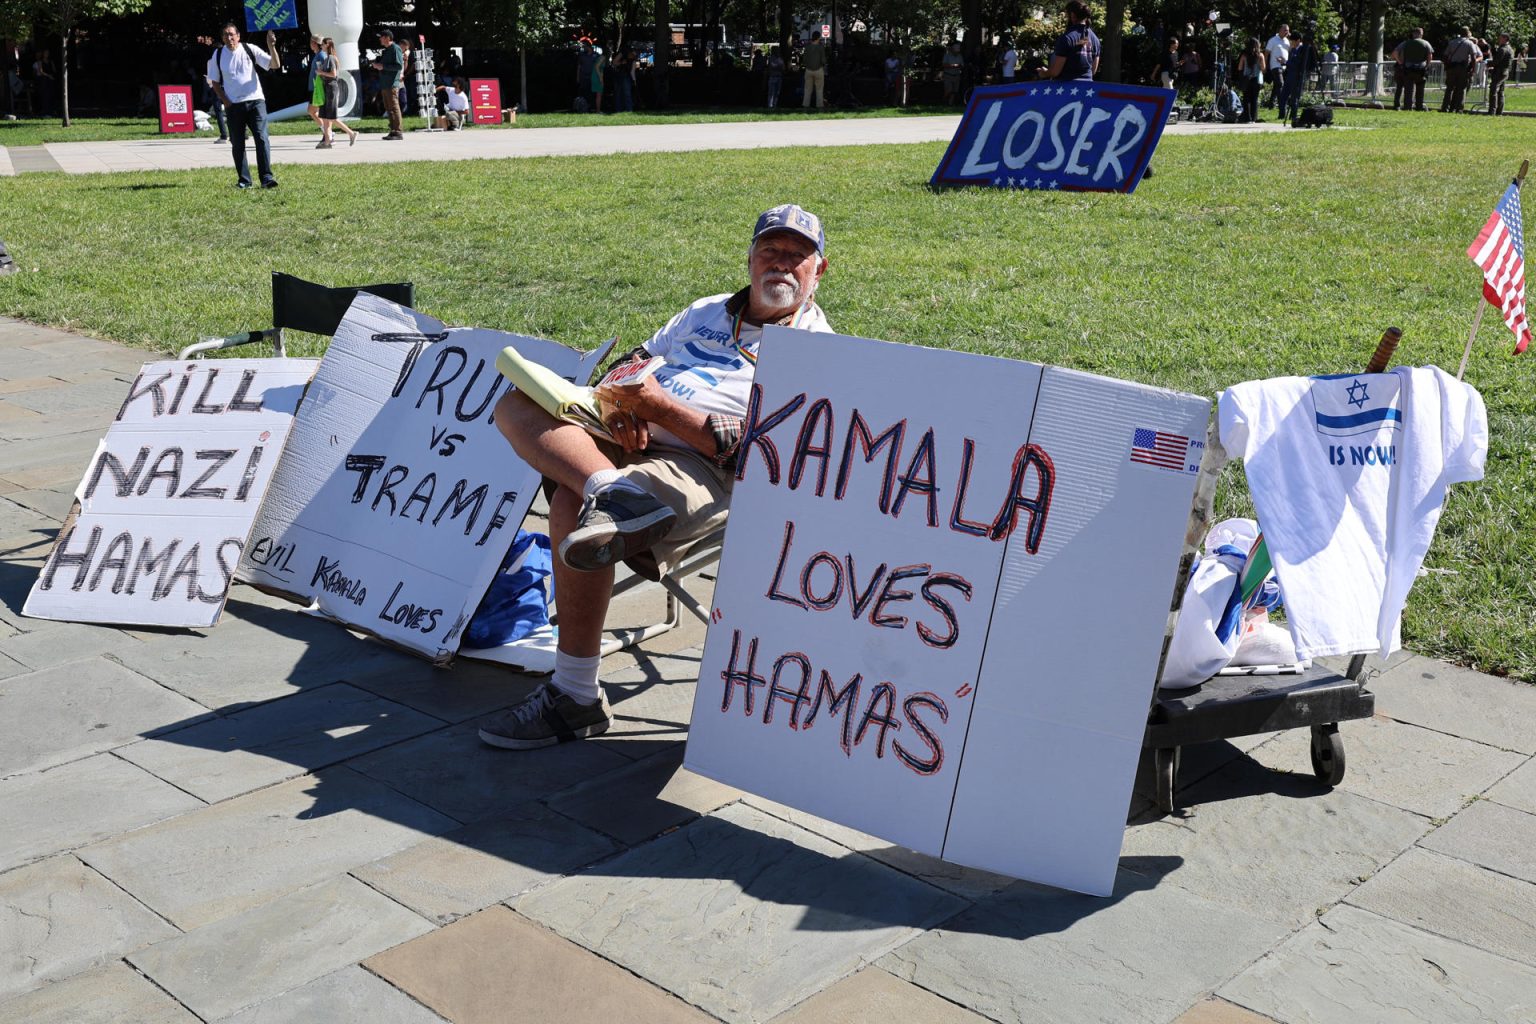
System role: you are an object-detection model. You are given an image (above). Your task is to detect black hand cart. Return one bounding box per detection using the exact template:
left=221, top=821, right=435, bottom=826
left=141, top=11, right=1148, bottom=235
left=1143, top=327, right=1402, bottom=814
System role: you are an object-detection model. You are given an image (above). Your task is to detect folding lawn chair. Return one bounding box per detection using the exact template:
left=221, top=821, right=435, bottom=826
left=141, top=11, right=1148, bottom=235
left=177, top=272, right=415, bottom=359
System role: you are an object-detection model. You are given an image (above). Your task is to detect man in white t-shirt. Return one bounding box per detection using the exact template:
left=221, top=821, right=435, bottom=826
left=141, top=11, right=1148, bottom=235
left=438, top=79, right=471, bottom=128
left=1263, top=24, right=1290, bottom=108
left=206, top=22, right=282, bottom=189
left=481, top=204, right=833, bottom=750
left=1000, top=41, right=1019, bottom=80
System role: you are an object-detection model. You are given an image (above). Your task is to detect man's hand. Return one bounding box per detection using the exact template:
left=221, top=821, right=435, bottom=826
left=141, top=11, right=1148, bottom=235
left=595, top=376, right=663, bottom=452
left=595, top=376, right=678, bottom=453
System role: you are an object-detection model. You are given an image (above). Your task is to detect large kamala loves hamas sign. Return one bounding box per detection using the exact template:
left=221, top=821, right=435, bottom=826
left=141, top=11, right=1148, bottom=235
left=931, top=81, right=1174, bottom=194
left=684, top=328, right=1209, bottom=896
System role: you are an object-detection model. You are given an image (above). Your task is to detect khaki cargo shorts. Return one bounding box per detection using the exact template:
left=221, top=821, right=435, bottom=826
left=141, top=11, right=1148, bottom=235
left=609, top=443, right=731, bottom=580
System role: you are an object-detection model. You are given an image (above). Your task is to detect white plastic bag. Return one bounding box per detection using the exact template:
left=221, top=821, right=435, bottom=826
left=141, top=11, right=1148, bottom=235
left=1159, top=518, right=1261, bottom=690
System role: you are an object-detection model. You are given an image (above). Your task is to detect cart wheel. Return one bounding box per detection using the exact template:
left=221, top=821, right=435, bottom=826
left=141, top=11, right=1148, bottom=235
left=1310, top=724, right=1346, bottom=787
left=1154, top=747, right=1181, bottom=813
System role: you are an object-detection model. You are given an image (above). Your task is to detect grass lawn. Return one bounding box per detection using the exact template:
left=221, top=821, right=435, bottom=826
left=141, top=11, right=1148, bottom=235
left=0, top=105, right=957, bottom=148
left=0, top=107, right=1531, bottom=680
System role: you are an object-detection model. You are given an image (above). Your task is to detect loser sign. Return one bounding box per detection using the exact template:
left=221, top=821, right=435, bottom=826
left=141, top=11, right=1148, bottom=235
left=684, top=328, right=1207, bottom=896
left=25, top=359, right=316, bottom=627
left=240, top=294, right=608, bottom=662
left=931, top=81, right=1173, bottom=194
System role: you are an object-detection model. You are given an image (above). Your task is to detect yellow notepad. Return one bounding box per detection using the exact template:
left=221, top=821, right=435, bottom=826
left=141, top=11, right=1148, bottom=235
left=495, top=345, right=613, bottom=440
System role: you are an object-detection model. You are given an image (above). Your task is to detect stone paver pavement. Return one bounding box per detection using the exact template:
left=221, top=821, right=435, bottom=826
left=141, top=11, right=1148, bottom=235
left=2, top=314, right=1534, bottom=1023
left=1, top=115, right=1288, bottom=177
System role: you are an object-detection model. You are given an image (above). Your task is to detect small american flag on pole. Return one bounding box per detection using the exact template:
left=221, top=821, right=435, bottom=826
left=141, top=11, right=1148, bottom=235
left=1130, top=427, right=1190, bottom=470
left=1467, top=180, right=1530, bottom=355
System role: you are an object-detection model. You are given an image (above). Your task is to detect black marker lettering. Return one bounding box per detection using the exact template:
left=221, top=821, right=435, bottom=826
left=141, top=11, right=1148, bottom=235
left=226, top=369, right=265, bottom=412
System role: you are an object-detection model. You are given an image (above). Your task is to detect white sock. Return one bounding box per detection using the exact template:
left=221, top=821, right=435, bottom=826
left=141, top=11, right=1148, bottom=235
left=550, top=650, right=603, bottom=704
left=582, top=469, right=645, bottom=499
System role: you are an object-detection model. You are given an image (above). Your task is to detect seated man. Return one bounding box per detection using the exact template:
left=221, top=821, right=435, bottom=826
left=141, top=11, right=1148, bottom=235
left=479, top=204, right=833, bottom=749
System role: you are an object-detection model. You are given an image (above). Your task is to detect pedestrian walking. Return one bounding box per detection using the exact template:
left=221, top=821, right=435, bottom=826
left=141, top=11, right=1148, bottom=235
left=316, top=38, right=357, bottom=147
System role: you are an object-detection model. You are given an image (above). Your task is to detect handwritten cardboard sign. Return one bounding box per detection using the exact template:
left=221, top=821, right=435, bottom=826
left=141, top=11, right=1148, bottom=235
left=244, top=0, right=299, bottom=33
left=25, top=358, right=316, bottom=627
left=931, top=81, right=1173, bottom=194
left=240, top=294, right=609, bottom=663
left=683, top=328, right=1208, bottom=895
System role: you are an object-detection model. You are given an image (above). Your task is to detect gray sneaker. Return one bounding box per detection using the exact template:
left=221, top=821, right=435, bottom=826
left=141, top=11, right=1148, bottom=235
left=478, top=683, right=612, bottom=749
left=558, top=483, right=677, bottom=571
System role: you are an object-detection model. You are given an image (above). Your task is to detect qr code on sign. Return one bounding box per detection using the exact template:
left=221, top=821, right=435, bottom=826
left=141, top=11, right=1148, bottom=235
left=165, top=93, right=187, bottom=114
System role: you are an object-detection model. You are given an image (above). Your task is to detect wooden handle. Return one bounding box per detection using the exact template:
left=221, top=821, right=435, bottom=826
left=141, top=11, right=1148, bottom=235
left=1364, top=326, right=1401, bottom=373
left=1519, top=160, right=1529, bottom=185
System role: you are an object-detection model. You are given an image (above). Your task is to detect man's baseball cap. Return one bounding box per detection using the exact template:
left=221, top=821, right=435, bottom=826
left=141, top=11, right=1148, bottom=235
left=753, top=204, right=825, bottom=255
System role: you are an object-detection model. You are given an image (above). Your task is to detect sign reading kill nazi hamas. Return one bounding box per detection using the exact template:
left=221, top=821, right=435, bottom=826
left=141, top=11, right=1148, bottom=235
left=931, top=81, right=1174, bottom=194
left=240, top=294, right=610, bottom=663
left=25, top=358, right=317, bottom=627
left=683, top=328, right=1209, bottom=896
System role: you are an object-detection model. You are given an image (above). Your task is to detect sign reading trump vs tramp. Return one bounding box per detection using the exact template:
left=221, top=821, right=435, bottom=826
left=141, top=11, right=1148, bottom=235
left=931, top=81, right=1174, bottom=194
left=683, top=327, right=1208, bottom=895
left=239, top=294, right=609, bottom=663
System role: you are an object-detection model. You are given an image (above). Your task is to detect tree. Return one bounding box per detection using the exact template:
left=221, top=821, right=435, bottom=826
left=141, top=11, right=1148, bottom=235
left=6, top=0, right=151, bottom=126
left=462, top=0, right=567, bottom=110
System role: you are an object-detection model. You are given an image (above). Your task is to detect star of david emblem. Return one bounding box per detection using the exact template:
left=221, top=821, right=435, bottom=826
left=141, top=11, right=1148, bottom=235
left=1345, top=379, right=1370, bottom=409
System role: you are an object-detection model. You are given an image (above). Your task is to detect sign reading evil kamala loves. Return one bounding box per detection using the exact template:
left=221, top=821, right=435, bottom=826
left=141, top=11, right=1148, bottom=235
left=25, top=359, right=316, bottom=628
left=244, top=0, right=299, bottom=32
left=931, top=81, right=1173, bottom=194
left=239, top=295, right=610, bottom=663
left=684, top=328, right=1209, bottom=896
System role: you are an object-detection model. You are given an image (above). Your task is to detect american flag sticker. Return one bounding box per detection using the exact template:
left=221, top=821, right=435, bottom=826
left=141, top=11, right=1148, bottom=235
left=1130, top=427, right=1192, bottom=471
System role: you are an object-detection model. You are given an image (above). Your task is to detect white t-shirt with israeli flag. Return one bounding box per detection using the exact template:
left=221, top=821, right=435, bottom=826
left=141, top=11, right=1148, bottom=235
left=640, top=289, right=832, bottom=452
left=1218, top=366, right=1486, bottom=659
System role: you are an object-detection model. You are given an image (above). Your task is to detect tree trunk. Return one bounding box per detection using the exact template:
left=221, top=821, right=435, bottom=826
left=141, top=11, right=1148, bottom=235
left=653, top=0, right=670, bottom=107
left=960, top=0, right=980, bottom=95
left=60, top=30, right=70, bottom=128
left=1101, top=0, right=1125, bottom=82
left=777, top=0, right=791, bottom=54
left=519, top=46, right=529, bottom=113
left=1365, top=0, right=1386, bottom=98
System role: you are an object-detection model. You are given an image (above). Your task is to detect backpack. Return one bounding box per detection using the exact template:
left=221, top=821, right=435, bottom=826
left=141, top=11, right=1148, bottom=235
left=213, top=42, right=265, bottom=88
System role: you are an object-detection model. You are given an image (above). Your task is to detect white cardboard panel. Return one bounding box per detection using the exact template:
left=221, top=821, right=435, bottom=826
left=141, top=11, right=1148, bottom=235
left=685, top=337, right=1208, bottom=895
left=24, top=358, right=317, bottom=627
left=238, top=294, right=606, bottom=662
left=686, top=328, right=1045, bottom=857
left=941, top=367, right=1209, bottom=894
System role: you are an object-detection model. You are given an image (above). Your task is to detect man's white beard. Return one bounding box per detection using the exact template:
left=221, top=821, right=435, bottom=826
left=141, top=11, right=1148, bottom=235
left=758, top=276, right=801, bottom=310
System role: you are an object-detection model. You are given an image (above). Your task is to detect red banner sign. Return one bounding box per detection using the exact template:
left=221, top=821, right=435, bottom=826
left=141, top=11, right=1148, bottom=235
left=469, top=78, right=502, bottom=125
left=158, top=86, right=195, bottom=134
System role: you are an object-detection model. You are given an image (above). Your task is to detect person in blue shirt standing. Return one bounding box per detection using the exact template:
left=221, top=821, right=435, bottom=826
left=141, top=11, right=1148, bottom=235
left=1046, top=0, right=1101, bottom=81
